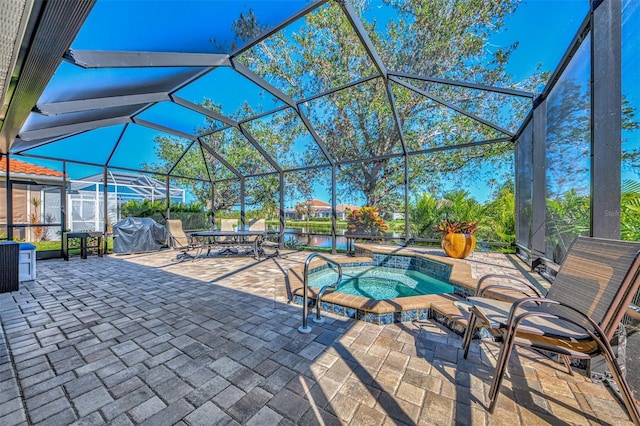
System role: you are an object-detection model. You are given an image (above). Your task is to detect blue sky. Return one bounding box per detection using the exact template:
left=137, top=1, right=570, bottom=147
left=491, top=0, right=589, bottom=81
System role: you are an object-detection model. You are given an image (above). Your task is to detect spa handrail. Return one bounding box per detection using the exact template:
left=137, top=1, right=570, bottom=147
left=298, top=253, right=342, bottom=334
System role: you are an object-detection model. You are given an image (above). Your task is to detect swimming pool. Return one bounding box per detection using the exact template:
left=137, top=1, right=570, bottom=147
left=308, top=265, right=454, bottom=300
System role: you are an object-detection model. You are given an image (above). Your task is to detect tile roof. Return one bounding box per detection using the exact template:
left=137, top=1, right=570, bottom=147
left=0, top=157, right=64, bottom=178
left=303, top=199, right=331, bottom=208
left=336, top=203, right=360, bottom=212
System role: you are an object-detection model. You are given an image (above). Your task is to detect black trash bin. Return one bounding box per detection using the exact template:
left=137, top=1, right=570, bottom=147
left=0, top=241, right=19, bottom=293
left=112, top=217, right=166, bottom=254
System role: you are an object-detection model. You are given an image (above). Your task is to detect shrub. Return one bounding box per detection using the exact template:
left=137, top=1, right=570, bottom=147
left=346, top=206, right=388, bottom=237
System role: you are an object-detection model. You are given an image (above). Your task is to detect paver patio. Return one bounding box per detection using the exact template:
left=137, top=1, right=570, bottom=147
left=0, top=248, right=634, bottom=425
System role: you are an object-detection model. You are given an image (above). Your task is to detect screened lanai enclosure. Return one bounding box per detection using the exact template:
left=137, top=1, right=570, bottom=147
left=0, top=0, right=639, bottom=269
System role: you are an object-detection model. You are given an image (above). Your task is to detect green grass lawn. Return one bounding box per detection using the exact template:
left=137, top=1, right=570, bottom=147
left=29, top=237, right=115, bottom=253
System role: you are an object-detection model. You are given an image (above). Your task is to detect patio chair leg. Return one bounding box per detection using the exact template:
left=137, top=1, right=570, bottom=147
left=561, top=355, right=574, bottom=376
left=462, top=311, right=477, bottom=359
left=488, top=330, right=518, bottom=412
left=599, top=341, right=640, bottom=425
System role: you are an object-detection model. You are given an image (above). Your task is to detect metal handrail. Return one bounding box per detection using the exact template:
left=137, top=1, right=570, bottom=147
left=298, top=253, right=342, bottom=334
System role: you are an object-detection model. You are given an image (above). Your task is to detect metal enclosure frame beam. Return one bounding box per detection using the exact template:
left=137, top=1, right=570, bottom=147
left=232, top=0, right=330, bottom=58
left=388, top=71, right=535, bottom=98
left=390, top=76, right=515, bottom=137
left=338, top=0, right=387, bottom=80
left=230, top=58, right=336, bottom=168
left=198, top=138, right=243, bottom=179
left=1, top=0, right=96, bottom=153
left=171, top=95, right=239, bottom=128
left=65, top=50, right=231, bottom=68
left=238, top=126, right=282, bottom=173
left=35, top=92, right=170, bottom=116
left=167, top=140, right=198, bottom=175
left=132, top=117, right=196, bottom=141
left=19, top=116, right=131, bottom=141
left=231, top=60, right=297, bottom=109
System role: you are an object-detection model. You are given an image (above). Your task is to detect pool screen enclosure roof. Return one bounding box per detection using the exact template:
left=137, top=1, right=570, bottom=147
left=2, top=0, right=633, bottom=264
left=0, top=0, right=546, bottom=176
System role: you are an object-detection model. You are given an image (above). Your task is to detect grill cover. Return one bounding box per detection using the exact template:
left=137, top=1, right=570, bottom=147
left=113, top=217, right=166, bottom=254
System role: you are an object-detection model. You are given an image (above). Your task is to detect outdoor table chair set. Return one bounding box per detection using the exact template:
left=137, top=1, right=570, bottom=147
left=167, top=218, right=278, bottom=261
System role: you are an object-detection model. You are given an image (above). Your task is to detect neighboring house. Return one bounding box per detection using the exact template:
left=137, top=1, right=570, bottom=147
left=282, top=208, right=297, bottom=220
left=0, top=158, right=65, bottom=241
left=1, top=160, right=186, bottom=239
left=294, top=199, right=331, bottom=219
left=290, top=200, right=361, bottom=220
left=68, top=171, right=185, bottom=232
left=336, top=203, right=360, bottom=220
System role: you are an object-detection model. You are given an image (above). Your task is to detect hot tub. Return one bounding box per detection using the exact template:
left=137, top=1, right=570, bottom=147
left=289, top=246, right=476, bottom=325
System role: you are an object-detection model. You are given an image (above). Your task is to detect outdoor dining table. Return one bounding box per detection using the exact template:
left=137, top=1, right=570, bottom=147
left=189, top=230, right=266, bottom=260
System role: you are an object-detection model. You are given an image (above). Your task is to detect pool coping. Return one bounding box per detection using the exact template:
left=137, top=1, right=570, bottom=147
left=287, top=243, right=477, bottom=324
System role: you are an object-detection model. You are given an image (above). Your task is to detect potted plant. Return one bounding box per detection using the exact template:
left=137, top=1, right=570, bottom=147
left=436, top=218, right=478, bottom=259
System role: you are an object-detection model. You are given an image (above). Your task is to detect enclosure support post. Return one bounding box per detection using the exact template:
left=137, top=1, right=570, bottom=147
left=531, top=99, right=547, bottom=261
left=240, top=177, right=245, bottom=229
left=5, top=155, right=12, bottom=240
left=331, top=165, right=337, bottom=255
left=591, top=0, right=621, bottom=239
left=61, top=161, right=67, bottom=250
left=211, top=182, right=215, bottom=228
left=103, top=167, right=108, bottom=254
left=279, top=172, right=285, bottom=248
left=165, top=175, right=170, bottom=220
left=404, top=155, right=410, bottom=245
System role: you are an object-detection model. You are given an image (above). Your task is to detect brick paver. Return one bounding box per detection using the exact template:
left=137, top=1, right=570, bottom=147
left=0, top=248, right=634, bottom=425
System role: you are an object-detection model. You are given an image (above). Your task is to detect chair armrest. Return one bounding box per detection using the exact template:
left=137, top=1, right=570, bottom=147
left=475, top=273, right=544, bottom=298
left=504, top=297, right=608, bottom=349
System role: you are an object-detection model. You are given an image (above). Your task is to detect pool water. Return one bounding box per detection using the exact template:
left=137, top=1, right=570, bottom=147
left=309, top=265, right=454, bottom=300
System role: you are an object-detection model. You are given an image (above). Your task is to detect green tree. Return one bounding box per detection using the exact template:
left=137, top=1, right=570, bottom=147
left=621, top=180, right=640, bottom=242
left=481, top=180, right=515, bottom=244
left=439, top=189, right=484, bottom=225
left=545, top=189, right=590, bottom=262
left=233, top=0, right=543, bottom=211
left=409, top=192, right=440, bottom=238
left=144, top=99, right=311, bottom=215
left=294, top=201, right=315, bottom=222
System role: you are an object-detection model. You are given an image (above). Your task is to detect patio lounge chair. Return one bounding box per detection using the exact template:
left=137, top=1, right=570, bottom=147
left=247, top=219, right=280, bottom=258
left=220, top=219, right=238, bottom=232
left=166, top=219, right=198, bottom=261
left=461, top=236, right=640, bottom=424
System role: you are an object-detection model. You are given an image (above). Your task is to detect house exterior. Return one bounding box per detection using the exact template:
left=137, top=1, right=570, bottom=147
left=69, top=171, right=185, bottom=232
left=288, top=200, right=361, bottom=220
left=1, top=159, right=186, bottom=239
left=336, top=203, right=360, bottom=220
left=0, top=158, right=65, bottom=241
left=292, top=199, right=330, bottom=219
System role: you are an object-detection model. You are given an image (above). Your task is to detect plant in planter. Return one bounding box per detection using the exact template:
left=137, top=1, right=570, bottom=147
left=436, top=218, right=478, bottom=259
